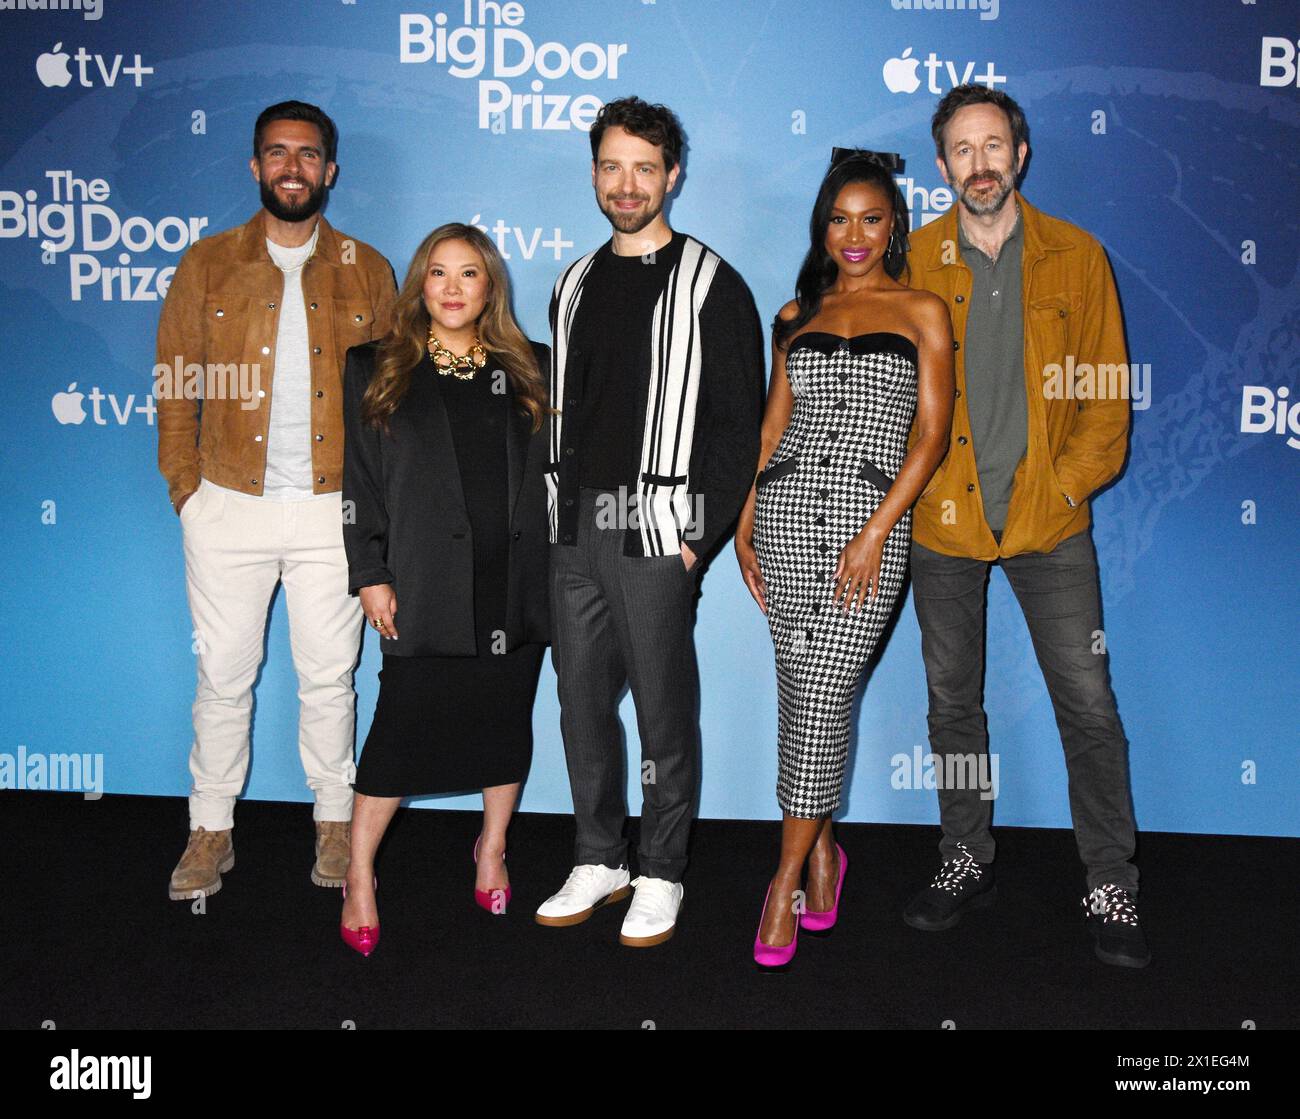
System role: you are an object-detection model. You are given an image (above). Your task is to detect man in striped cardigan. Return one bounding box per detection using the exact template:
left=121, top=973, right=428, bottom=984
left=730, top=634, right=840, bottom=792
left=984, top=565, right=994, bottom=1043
left=534, top=97, right=764, bottom=947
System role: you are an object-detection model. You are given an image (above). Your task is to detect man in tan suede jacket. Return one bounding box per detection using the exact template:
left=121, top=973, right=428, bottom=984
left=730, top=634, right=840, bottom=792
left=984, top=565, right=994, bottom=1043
left=901, top=85, right=1148, bottom=968
left=156, top=100, right=396, bottom=901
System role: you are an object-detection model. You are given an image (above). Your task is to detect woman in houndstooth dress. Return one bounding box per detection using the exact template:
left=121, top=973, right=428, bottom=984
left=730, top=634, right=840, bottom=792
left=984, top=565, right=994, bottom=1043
left=735, top=150, right=954, bottom=967
left=754, top=330, right=920, bottom=816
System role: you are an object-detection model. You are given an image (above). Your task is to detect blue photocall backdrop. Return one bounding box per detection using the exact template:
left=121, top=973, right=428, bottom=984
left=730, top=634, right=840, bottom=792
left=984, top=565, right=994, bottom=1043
left=1, top=0, right=1296, bottom=837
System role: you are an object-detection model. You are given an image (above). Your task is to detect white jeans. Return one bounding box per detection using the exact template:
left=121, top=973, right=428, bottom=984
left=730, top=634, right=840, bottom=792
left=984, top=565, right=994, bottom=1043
left=180, top=479, right=364, bottom=830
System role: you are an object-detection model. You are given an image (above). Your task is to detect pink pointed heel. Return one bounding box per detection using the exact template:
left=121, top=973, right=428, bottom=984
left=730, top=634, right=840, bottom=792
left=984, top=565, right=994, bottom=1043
left=753, top=882, right=799, bottom=971
left=473, top=835, right=511, bottom=915
left=340, top=876, right=380, bottom=957
left=800, top=843, right=847, bottom=935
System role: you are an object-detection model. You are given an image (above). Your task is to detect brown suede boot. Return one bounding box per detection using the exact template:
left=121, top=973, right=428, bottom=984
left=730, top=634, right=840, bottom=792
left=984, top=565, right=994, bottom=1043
left=168, top=826, right=234, bottom=900
left=312, top=820, right=351, bottom=887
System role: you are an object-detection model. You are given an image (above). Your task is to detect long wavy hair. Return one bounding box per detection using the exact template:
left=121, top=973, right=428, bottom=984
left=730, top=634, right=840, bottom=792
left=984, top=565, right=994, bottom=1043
left=772, top=155, right=911, bottom=351
left=361, top=223, right=549, bottom=432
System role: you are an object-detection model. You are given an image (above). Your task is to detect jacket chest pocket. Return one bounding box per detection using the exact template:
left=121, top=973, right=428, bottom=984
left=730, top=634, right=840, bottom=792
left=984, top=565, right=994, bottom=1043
left=203, top=295, right=255, bottom=359
left=335, top=300, right=377, bottom=345
left=1027, top=292, right=1082, bottom=367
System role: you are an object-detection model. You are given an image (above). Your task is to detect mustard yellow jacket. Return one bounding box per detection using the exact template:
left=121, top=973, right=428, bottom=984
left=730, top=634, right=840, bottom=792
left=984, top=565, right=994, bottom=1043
left=906, top=192, right=1130, bottom=559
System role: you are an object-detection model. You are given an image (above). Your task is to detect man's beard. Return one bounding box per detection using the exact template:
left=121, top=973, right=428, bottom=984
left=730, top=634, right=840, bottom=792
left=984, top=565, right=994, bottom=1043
left=958, top=164, right=1017, bottom=216
left=260, top=175, right=328, bottom=223
left=599, top=191, right=663, bottom=234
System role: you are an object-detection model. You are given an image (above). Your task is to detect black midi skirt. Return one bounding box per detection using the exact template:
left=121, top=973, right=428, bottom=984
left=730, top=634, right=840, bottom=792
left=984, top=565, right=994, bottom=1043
left=353, top=643, right=545, bottom=797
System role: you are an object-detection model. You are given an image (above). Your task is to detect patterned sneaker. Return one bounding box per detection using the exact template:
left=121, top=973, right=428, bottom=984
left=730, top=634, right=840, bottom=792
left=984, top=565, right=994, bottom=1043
left=902, top=843, right=996, bottom=931
left=1082, top=884, right=1150, bottom=968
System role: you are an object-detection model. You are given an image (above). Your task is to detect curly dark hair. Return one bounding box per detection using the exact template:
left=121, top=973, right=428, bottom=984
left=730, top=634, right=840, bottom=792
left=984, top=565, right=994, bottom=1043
left=253, top=100, right=339, bottom=165
left=930, top=84, right=1029, bottom=163
left=588, top=96, right=685, bottom=171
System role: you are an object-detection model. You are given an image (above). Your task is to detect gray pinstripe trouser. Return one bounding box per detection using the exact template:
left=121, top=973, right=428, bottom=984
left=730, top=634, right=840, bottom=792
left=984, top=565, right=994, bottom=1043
left=548, top=487, right=701, bottom=882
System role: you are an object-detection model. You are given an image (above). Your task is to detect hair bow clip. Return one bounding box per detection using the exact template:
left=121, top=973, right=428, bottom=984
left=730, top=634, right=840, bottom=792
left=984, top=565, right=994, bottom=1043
left=830, top=147, right=903, bottom=171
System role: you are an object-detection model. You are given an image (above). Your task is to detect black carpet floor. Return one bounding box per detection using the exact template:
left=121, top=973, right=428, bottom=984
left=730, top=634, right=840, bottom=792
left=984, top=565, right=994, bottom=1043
left=6, top=791, right=1297, bottom=1030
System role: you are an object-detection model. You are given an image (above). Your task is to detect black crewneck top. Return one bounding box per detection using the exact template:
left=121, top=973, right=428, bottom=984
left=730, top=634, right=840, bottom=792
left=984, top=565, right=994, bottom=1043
left=568, top=231, right=687, bottom=489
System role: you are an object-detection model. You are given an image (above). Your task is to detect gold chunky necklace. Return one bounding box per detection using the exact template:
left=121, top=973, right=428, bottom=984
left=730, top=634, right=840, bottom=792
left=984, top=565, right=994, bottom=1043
left=427, top=328, right=487, bottom=380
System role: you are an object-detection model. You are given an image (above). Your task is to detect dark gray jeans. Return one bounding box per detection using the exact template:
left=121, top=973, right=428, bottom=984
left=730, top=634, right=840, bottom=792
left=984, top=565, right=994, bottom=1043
left=910, top=529, right=1139, bottom=892
left=548, top=487, right=701, bottom=882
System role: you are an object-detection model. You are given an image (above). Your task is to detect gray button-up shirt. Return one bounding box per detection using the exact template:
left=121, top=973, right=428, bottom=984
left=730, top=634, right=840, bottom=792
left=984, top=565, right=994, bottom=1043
left=958, top=206, right=1026, bottom=533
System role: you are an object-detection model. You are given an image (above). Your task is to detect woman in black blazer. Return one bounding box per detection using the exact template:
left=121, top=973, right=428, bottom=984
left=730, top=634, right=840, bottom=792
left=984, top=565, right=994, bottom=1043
left=338, top=223, right=551, bottom=956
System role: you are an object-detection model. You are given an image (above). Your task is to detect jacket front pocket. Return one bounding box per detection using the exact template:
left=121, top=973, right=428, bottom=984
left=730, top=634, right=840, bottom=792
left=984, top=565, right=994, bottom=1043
left=755, top=455, right=798, bottom=489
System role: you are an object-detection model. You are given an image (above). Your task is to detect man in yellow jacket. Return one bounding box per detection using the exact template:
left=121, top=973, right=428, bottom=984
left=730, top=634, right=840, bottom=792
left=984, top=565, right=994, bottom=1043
left=903, top=85, right=1147, bottom=967
left=156, top=101, right=396, bottom=902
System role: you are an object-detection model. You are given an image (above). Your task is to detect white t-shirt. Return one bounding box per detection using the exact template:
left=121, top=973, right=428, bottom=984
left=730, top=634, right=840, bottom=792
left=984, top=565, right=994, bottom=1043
left=261, top=223, right=320, bottom=501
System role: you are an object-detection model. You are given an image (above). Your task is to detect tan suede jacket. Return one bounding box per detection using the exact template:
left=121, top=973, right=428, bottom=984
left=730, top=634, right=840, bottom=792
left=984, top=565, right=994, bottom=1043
left=906, top=192, right=1131, bottom=559
left=156, top=211, right=396, bottom=510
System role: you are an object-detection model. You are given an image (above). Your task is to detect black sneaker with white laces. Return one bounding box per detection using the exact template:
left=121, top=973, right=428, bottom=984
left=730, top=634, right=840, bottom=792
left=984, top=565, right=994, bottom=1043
left=902, top=844, right=996, bottom=931
left=1082, top=883, right=1151, bottom=968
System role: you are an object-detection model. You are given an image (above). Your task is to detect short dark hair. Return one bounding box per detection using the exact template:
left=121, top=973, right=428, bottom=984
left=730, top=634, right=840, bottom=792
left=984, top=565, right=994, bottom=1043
left=253, top=100, right=338, bottom=165
left=930, top=84, right=1029, bottom=164
left=588, top=96, right=685, bottom=171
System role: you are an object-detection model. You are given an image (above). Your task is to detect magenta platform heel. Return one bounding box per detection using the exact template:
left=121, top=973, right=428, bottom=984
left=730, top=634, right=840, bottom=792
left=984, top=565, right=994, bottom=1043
left=800, top=843, right=847, bottom=935
left=473, top=835, right=511, bottom=915
left=753, top=882, right=799, bottom=970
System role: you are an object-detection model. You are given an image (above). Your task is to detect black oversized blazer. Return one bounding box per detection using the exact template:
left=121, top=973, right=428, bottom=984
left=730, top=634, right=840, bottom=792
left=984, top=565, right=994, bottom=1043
left=342, top=338, right=552, bottom=657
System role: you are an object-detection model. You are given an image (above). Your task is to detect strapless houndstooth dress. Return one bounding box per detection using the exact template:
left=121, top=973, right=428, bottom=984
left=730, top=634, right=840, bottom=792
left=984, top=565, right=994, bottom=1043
left=753, top=331, right=919, bottom=817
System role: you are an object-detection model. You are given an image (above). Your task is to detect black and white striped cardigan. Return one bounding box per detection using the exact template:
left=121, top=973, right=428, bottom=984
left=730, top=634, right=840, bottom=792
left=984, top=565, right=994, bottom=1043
left=547, top=235, right=723, bottom=557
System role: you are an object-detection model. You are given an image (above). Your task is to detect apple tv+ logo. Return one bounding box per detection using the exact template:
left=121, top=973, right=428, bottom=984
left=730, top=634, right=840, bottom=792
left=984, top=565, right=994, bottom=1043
left=35, top=42, right=152, bottom=89
left=882, top=46, right=1005, bottom=94
left=52, top=383, right=156, bottom=427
